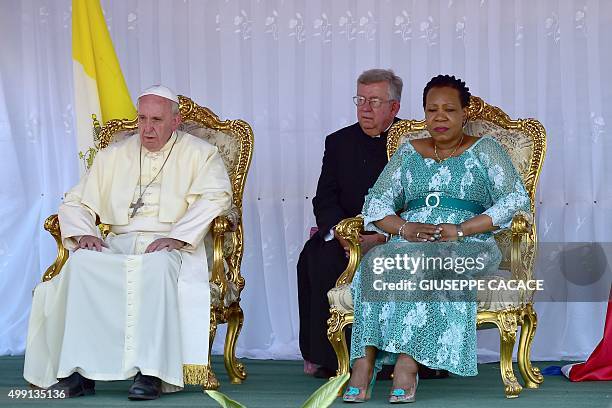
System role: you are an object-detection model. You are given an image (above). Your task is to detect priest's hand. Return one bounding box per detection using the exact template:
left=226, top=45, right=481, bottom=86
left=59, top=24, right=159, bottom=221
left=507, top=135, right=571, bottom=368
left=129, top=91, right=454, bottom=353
left=145, top=238, right=186, bottom=253
left=77, top=235, right=108, bottom=252
left=333, top=228, right=351, bottom=258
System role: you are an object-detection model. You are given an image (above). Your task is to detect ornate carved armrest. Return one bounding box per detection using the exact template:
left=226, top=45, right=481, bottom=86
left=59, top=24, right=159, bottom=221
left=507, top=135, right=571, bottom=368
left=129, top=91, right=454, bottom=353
left=43, top=214, right=68, bottom=282
left=210, top=215, right=234, bottom=306
left=224, top=205, right=241, bottom=231
left=334, top=216, right=365, bottom=287
left=510, top=211, right=536, bottom=303
left=511, top=210, right=533, bottom=232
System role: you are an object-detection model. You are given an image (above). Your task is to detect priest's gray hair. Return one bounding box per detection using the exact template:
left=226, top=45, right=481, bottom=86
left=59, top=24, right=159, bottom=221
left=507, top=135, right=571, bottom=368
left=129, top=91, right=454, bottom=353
left=357, top=69, right=403, bottom=102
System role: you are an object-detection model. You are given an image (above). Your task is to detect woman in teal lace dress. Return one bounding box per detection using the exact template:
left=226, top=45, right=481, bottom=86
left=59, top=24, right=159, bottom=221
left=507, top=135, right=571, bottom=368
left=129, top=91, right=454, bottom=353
left=343, top=75, right=531, bottom=403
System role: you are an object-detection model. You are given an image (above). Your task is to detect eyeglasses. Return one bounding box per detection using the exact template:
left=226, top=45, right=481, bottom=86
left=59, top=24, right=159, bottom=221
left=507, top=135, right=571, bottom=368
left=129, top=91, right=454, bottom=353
left=353, top=96, right=393, bottom=109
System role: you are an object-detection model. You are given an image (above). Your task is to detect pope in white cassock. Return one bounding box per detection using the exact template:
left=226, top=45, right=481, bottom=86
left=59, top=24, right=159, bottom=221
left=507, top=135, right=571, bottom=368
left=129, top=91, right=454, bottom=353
left=23, top=86, right=232, bottom=400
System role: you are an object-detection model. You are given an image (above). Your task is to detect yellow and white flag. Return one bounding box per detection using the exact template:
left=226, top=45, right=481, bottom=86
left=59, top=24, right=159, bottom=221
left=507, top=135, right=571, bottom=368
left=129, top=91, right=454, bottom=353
left=72, top=0, right=135, bottom=165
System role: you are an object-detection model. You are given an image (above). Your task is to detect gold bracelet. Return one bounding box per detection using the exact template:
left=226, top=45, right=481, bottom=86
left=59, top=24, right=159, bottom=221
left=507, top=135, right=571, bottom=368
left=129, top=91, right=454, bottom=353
left=398, top=221, right=409, bottom=239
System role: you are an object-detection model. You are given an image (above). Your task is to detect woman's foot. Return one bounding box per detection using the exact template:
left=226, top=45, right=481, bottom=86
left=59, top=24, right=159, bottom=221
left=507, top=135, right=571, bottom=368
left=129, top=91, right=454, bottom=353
left=343, top=357, right=375, bottom=403
left=389, top=355, right=418, bottom=403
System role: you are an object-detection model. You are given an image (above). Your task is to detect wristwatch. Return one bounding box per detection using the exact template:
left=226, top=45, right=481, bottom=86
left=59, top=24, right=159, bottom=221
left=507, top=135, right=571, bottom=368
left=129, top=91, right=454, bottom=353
left=456, top=224, right=465, bottom=242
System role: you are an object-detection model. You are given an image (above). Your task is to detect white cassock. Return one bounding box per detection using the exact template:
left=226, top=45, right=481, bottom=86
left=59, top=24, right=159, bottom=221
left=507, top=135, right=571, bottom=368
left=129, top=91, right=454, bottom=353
left=23, top=131, right=232, bottom=392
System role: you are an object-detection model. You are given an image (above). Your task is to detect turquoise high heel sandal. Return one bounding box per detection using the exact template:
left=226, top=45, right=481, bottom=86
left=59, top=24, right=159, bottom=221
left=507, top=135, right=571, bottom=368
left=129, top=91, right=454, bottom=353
left=342, top=372, right=376, bottom=403
left=389, top=374, right=418, bottom=404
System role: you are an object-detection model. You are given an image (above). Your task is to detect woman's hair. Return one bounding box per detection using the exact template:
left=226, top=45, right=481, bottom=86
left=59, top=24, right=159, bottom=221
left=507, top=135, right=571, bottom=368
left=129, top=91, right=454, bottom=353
left=422, top=74, right=471, bottom=108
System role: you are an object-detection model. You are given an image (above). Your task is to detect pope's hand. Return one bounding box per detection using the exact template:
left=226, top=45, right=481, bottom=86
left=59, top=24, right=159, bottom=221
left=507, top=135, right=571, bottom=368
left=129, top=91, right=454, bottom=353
left=77, top=235, right=108, bottom=252
left=145, top=238, right=186, bottom=253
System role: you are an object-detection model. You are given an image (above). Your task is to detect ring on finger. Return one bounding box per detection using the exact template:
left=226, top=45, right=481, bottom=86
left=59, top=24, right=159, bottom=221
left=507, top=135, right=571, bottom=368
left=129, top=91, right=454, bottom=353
left=416, top=232, right=421, bottom=239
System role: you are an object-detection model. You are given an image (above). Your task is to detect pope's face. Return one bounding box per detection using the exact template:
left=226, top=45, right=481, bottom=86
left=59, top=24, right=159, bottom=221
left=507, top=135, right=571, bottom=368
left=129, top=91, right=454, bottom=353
left=137, top=95, right=180, bottom=152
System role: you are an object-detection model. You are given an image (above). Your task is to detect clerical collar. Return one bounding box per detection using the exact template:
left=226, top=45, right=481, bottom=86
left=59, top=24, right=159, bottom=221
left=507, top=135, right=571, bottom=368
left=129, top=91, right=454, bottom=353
left=142, top=131, right=178, bottom=153
left=369, top=122, right=394, bottom=139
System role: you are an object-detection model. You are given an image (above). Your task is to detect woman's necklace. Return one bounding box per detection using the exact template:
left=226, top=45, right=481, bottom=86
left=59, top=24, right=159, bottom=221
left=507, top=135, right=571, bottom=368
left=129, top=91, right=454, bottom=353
left=129, top=134, right=178, bottom=218
left=433, top=133, right=464, bottom=163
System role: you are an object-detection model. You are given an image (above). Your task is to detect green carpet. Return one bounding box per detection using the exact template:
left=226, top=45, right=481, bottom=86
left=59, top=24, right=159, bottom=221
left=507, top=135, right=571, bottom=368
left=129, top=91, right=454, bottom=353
left=0, top=356, right=610, bottom=407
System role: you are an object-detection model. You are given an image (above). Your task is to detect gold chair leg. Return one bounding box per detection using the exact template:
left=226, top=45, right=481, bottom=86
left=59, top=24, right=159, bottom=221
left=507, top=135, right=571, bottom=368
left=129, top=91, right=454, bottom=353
left=201, top=308, right=220, bottom=390
left=327, top=309, right=354, bottom=394
left=203, top=367, right=219, bottom=390
left=224, top=302, right=247, bottom=384
left=478, top=310, right=522, bottom=398
left=497, top=310, right=522, bottom=398
left=518, top=304, right=544, bottom=388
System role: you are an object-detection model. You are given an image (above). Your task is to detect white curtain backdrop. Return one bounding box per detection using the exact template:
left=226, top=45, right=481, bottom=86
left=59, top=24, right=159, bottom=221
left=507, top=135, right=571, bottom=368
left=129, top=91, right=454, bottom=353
left=1, top=0, right=611, bottom=363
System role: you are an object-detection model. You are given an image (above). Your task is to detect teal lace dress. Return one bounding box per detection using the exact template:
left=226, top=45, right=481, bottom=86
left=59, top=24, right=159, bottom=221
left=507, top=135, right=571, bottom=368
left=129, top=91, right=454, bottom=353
left=350, top=136, right=531, bottom=376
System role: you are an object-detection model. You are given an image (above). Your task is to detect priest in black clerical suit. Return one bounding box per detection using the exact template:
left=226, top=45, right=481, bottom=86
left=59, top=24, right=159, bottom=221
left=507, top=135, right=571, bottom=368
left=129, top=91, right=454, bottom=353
left=298, top=69, right=403, bottom=377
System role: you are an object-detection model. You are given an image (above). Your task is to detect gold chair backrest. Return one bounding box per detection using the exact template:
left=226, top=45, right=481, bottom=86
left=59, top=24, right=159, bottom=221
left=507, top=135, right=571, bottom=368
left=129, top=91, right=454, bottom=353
left=387, top=96, right=546, bottom=273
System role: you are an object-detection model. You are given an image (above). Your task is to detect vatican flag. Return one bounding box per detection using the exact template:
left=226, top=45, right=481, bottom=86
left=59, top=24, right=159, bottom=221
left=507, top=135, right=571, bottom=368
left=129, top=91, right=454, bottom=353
left=72, top=0, right=135, bottom=168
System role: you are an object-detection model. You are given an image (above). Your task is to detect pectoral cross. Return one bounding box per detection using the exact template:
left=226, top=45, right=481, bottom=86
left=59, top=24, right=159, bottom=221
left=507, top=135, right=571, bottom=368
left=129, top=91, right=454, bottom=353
left=129, top=198, right=144, bottom=218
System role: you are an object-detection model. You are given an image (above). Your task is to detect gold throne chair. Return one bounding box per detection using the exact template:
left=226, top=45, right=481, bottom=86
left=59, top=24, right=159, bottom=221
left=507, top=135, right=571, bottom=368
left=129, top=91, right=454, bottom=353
left=42, top=95, right=254, bottom=389
left=326, top=96, right=546, bottom=398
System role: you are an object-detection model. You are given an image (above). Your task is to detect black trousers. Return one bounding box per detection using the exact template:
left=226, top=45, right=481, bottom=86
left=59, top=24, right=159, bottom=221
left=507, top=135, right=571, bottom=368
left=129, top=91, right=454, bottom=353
left=297, top=234, right=349, bottom=371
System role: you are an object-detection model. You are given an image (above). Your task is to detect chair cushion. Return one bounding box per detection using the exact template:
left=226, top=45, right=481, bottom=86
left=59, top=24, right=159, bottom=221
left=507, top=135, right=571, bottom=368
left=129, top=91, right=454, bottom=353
left=327, top=276, right=522, bottom=314
left=465, top=120, right=533, bottom=182
left=474, top=275, right=522, bottom=311
left=327, top=284, right=354, bottom=313
left=181, top=122, right=241, bottom=180
left=181, top=122, right=243, bottom=308
left=203, top=231, right=236, bottom=279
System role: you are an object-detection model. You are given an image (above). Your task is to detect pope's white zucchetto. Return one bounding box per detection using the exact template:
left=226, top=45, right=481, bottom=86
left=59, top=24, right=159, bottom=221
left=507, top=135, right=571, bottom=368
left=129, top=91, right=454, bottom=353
left=138, top=85, right=179, bottom=104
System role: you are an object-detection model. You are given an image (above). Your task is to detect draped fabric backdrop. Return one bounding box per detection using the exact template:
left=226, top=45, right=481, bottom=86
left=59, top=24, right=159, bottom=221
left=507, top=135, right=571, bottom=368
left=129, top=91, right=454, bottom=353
left=1, top=0, right=611, bottom=363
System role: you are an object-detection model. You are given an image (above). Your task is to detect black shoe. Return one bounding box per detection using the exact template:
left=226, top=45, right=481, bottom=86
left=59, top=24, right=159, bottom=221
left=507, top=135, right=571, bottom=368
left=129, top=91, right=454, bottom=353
left=312, top=366, right=336, bottom=379
left=127, top=372, right=162, bottom=400
left=418, top=365, right=449, bottom=379
left=49, top=372, right=95, bottom=398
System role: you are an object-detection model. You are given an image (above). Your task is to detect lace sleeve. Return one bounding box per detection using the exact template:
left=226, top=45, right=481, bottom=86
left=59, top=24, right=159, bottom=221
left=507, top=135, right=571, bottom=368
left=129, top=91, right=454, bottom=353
left=362, top=143, right=412, bottom=233
left=474, top=137, right=531, bottom=231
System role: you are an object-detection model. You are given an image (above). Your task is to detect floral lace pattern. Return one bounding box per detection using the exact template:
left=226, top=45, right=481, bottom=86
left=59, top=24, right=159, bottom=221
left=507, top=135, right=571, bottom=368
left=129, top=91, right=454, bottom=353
left=350, top=135, right=530, bottom=376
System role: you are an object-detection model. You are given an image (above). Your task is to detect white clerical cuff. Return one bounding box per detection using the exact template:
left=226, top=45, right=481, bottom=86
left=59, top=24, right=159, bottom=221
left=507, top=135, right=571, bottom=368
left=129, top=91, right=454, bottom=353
left=324, top=227, right=335, bottom=242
